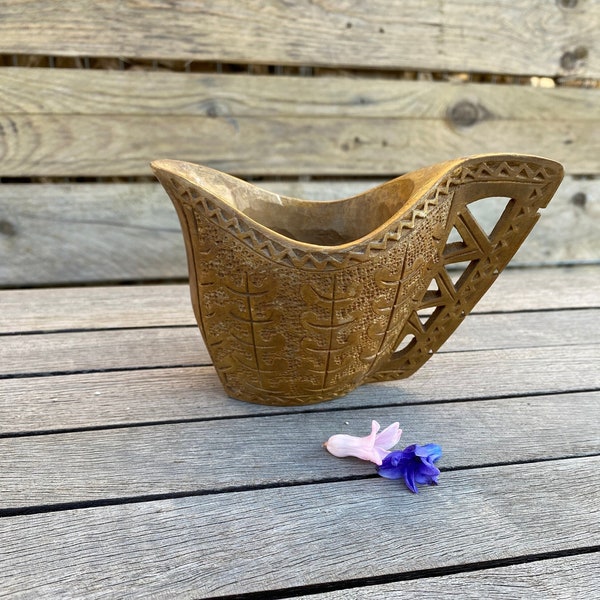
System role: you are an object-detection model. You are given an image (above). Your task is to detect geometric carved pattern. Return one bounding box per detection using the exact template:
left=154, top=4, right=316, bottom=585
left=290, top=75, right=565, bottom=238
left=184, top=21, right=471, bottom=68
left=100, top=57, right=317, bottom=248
left=153, top=155, right=563, bottom=405
left=169, top=177, right=446, bottom=272
left=365, top=157, right=564, bottom=382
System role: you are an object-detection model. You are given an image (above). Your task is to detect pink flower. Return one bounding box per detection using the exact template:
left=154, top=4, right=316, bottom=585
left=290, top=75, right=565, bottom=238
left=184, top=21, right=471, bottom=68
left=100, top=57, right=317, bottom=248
left=323, top=420, right=402, bottom=466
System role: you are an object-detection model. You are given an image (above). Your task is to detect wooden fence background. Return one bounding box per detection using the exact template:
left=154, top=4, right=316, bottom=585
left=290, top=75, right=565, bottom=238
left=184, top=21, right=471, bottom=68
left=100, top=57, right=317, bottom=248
left=0, top=0, right=598, bottom=286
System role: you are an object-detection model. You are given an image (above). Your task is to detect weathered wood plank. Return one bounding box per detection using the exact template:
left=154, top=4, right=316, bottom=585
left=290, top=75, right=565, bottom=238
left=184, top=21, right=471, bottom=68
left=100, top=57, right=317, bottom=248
left=1, top=114, right=598, bottom=177
left=295, top=554, right=600, bottom=599
left=1, top=310, right=597, bottom=377
left=1, top=392, right=598, bottom=507
left=0, top=1, right=597, bottom=77
left=0, top=183, right=186, bottom=285
left=1, top=345, right=598, bottom=432
left=2, top=69, right=598, bottom=119
left=0, top=457, right=598, bottom=597
left=1, top=177, right=598, bottom=286
left=0, top=327, right=206, bottom=376
left=1, top=266, right=598, bottom=334
left=0, top=284, right=195, bottom=332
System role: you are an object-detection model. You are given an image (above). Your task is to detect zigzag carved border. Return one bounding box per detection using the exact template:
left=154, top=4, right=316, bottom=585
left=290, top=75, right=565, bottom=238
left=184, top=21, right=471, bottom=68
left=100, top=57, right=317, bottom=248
left=177, top=158, right=560, bottom=272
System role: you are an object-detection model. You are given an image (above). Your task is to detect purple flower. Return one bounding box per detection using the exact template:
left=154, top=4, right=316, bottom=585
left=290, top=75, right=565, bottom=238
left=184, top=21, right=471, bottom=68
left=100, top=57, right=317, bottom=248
left=377, top=444, right=442, bottom=493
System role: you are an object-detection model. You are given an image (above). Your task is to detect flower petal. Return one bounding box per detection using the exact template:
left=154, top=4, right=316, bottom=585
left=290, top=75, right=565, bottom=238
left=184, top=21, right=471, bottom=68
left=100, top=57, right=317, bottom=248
left=415, top=443, right=442, bottom=462
left=404, top=467, right=419, bottom=494
left=374, top=422, right=402, bottom=450
left=323, top=434, right=365, bottom=458
left=376, top=443, right=442, bottom=492
left=376, top=450, right=405, bottom=479
left=324, top=421, right=387, bottom=464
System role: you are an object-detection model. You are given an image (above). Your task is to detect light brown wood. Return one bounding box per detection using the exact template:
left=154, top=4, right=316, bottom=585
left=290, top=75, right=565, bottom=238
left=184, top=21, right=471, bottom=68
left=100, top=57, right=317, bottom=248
left=1, top=344, right=598, bottom=433
left=0, top=457, right=598, bottom=597
left=1, top=178, right=598, bottom=286
left=1, top=392, right=598, bottom=507
left=2, top=266, right=598, bottom=334
left=1, top=113, right=597, bottom=177
left=0, top=1, right=597, bottom=77
left=295, top=554, right=600, bottom=599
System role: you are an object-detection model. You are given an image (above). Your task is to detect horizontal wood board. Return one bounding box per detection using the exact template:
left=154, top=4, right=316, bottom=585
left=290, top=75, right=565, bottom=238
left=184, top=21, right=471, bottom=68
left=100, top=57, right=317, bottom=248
left=1, top=392, right=598, bottom=507
left=2, top=344, right=599, bottom=432
left=294, top=554, right=600, bottom=599
left=1, top=265, right=598, bottom=333
left=1, top=457, right=598, bottom=597
left=0, top=69, right=598, bottom=179
left=1, top=266, right=598, bottom=597
left=1, top=177, right=598, bottom=286
left=1, top=104, right=598, bottom=179
left=2, top=69, right=598, bottom=118
left=0, top=1, right=597, bottom=77
left=1, top=310, right=597, bottom=378
left=1, top=266, right=598, bottom=433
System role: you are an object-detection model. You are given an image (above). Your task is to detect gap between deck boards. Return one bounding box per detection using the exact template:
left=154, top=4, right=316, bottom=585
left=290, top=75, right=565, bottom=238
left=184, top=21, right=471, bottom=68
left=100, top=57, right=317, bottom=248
left=2, top=453, right=599, bottom=520
left=1, top=457, right=598, bottom=597
left=1, top=387, right=599, bottom=440
left=208, top=548, right=600, bottom=600
left=1, top=309, right=597, bottom=379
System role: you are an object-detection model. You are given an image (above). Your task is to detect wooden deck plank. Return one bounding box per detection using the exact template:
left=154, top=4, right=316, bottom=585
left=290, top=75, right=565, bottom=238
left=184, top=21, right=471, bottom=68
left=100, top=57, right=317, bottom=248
left=1, top=457, right=598, bottom=597
left=1, top=177, right=598, bottom=286
left=0, top=1, right=596, bottom=77
left=1, top=114, right=598, bottom=177
left=1, top=392, right=598, bottom=508
left=1, top=310, right=597, bottom=377
left=1, top=345, right=598, bottom=433
left=0, top=284, right=195, bottom=333
left=0, top=327, right=207, bottom=377
left=1, top=266, right=598, bottom=333
left=294, top=553, right=600, bottom=599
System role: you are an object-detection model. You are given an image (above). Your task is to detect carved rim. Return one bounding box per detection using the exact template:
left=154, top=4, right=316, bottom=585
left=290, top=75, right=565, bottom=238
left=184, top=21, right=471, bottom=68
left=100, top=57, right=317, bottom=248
left=157, top=154, right=563, bottom=271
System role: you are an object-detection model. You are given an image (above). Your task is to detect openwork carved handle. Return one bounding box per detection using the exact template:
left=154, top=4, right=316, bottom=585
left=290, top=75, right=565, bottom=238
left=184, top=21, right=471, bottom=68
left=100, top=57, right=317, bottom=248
left=367, top=156, right=564, bottom=382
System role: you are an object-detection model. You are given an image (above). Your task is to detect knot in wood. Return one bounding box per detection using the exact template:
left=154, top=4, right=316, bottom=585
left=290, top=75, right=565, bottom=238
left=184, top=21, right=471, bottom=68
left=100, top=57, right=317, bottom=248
left=560, top=46, right=588, bottom=71
left=557, top=0, right=578, bottom=8
left=203, top=100, right=229, bottom=118
left=571, top=192, right=587, bottom=208
left=0, top=220, right=17, bottom=236
left=447, top=100, right=480, bottom=128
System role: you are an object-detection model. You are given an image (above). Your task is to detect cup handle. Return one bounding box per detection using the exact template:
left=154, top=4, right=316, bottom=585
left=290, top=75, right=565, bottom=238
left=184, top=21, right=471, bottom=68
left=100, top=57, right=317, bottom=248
left=366, top=155, right=564, bottom=382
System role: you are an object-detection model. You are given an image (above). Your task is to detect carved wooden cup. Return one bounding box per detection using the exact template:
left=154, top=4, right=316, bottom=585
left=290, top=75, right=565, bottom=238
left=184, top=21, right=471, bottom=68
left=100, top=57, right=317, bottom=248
left=152, top=155, right=563, bottom=406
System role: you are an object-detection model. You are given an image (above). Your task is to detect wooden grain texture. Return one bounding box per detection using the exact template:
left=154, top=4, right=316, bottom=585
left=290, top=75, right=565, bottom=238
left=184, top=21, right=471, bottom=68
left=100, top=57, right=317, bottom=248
left=1, top=310, right=597, bottom=377
left=295, top=554, right=600, bottom=599
left=0, top=1, right=597, bottom=77
left=0, top=284, right=195, bottom=332
left=1, top=392, right=598, bottom=507
left=0, top=457, right=598, bottom=597
left=1, top=344, right=598, bottom=433
left=1, top=113, right=598, bottom=177
left=0, top=183, right=186, bottom=285
left=1, top=177, right=598, bottom=286
left=1, top=68, right=598, bottom=179
left=2, top=266, right=598, bottom=334
left=0, top=326, right=207, bottom=376
left=2, top=69, right=598, bottom=119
